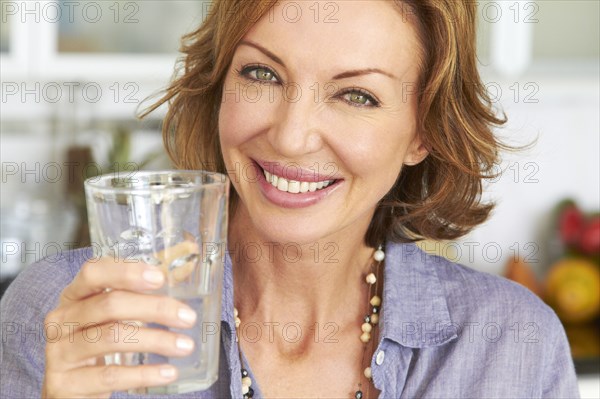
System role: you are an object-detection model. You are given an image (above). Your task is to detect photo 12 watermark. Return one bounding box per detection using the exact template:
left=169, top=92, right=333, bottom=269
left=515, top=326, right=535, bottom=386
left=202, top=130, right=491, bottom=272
left=1, top=239, right=342, bottom=266
left=1, top=319, right=541, bottom=346
left=1, top=82, right=141, bottom=104
left=1, top=1, right=140, bottom=24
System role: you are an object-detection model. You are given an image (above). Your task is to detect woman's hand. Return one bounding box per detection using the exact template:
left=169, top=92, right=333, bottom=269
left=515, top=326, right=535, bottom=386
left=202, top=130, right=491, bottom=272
left=42, top=258, right=198, bottom=398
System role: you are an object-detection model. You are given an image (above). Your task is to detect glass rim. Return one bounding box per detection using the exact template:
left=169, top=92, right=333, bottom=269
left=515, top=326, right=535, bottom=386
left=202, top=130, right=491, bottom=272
left=84, top=170, right=229, bottom=195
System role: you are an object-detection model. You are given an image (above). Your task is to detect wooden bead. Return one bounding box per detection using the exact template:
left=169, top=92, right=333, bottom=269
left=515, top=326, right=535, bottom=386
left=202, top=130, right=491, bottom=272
left=364, top=367, right=372, bottom=379
left=242, top=376, right=252, bottom=387
left=361, top=322, right=372, bottom=333
left=365, top=273, right=377, bottom=284
left=370, top=295, right=381, bottom=307
left=360, top=332, right=371, bottom=343
left=374, top=249, right=385, bottom=262
left=370, top=313, right=379, bottom=324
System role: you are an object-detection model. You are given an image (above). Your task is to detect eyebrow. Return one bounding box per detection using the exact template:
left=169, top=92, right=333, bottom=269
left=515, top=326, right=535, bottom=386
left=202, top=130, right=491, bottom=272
left=239, top=40, right=286, bottom=68
left=332, top=68, right=398, bottom=81
left=238, top=40, right=398, bottom=81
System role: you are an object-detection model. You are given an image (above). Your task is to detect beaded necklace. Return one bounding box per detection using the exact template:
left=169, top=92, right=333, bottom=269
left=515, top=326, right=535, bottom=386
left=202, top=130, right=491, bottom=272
left=233, top=245, right=385, bottom=399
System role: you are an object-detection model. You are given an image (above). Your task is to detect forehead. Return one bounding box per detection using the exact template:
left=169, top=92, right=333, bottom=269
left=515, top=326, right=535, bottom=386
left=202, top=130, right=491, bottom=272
left=242, top=0, right=420, bottom=78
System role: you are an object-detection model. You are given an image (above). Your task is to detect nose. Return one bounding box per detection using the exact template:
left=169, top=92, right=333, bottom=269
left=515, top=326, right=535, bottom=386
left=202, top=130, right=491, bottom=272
left=267, top=88, right=323, bottom=159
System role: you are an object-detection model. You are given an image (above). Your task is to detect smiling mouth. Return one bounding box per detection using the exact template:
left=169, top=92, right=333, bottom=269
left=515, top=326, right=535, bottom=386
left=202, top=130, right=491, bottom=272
left=262, top=169, right=337, bottom=194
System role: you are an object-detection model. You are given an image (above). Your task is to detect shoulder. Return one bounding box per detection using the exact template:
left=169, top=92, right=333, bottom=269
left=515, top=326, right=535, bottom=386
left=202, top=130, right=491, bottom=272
left=437, top=252, right=559, bottom=329
left=388, top=242, right=559, bottom=327
left=384, top=242, right=569, bottom=358
left=0, top=248, right=90, bottom=398
left=1, top=248, right=91, bottom=319
left=385, top=243, right=579, bottom=397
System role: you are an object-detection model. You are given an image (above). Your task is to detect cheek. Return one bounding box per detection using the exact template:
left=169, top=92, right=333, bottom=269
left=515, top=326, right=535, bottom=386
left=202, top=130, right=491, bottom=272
left=219, top=96, right=249, bottom=150
left=218, top=79, right=272, bottom=150
left=330, top=118, right=414, bottom=189
left=352, top=145, right=405, bottom=198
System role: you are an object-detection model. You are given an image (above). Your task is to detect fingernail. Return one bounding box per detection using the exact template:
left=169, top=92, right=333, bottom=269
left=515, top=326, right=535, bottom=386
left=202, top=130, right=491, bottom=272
left=178, top=308, right=197, bottom=324
left=176, top=336, right=194, bottom=351
left=143, top=269, right=164, bottom=285
left=159, top=365, right=177, bottom=379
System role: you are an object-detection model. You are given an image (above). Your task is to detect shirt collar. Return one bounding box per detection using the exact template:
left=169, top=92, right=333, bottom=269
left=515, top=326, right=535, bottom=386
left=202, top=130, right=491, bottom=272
left=380, top=242, right=458, bottom=348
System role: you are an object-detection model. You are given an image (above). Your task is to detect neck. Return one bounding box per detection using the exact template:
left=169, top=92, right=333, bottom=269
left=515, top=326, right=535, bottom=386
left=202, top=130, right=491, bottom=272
left=229, top=205, right=377, bottom=328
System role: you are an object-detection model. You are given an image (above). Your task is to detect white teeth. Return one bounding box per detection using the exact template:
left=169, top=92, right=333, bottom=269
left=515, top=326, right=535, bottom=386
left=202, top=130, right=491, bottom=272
left=263, top=169, right=335, bottom=194
left=299, top=182, right=309, bottom=193
left=288, top=180, right=300, bottom=193
left=277, top=178, right=288, bottom=191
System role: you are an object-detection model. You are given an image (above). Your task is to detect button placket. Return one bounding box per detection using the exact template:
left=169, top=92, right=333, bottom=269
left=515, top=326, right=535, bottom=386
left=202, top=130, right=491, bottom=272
left=376, top=350, right=385, bottom=365
left=370, top=342, right=388, bottom=397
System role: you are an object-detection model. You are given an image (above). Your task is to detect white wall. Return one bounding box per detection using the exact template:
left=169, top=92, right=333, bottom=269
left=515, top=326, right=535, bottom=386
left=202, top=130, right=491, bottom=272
left=452, top=66, right=600, bottom=276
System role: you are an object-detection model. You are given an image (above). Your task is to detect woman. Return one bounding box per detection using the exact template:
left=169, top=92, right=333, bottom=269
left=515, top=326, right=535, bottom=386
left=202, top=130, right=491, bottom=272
left=0, top=1, right=579, bottom=398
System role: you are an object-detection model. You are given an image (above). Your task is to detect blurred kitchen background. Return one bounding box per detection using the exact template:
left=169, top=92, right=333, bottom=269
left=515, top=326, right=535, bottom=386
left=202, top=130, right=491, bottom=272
left=1, top=0, right=599, bottom=395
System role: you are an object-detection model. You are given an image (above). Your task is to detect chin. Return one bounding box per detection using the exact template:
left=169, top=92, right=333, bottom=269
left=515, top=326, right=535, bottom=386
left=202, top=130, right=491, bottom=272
left=249, top=212, right=336, bottom=247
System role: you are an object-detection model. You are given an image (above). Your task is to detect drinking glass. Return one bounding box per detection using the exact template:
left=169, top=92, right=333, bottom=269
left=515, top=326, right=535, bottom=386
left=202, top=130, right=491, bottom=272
left=84, top=170, right=229, bottom=394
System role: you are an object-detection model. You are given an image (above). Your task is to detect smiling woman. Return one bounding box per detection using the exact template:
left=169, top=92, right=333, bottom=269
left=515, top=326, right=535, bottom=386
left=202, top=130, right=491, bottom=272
left=0, top=1, right=580, bottom=399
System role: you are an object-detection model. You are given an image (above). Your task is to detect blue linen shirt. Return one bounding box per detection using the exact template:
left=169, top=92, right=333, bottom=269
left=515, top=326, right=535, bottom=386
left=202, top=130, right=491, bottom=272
left=1, top=242, right=580, bottom=398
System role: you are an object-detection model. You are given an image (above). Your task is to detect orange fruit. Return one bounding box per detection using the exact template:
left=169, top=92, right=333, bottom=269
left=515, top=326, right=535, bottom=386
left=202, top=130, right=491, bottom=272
left=545, top=258, right=600, bottom=324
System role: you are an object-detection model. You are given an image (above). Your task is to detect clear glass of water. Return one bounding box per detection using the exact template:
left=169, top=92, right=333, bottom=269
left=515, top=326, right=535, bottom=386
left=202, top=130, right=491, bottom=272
left=84, top=170, right=229, bottom=394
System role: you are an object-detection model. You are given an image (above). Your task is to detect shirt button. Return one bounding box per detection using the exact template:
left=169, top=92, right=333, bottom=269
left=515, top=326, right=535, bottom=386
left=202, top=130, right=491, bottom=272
left=376, top=350, right=385, bottom=365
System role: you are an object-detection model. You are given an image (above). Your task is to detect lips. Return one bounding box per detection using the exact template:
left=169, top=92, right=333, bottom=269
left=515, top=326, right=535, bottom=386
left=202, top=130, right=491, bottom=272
left=251, top=159, right=343, bottom=208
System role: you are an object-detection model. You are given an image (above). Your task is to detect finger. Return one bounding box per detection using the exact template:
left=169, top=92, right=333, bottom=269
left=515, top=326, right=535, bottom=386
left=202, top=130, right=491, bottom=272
left=54, top=322, right=196, bottom=366
left=44, top=364, right=178, bottom=398
left=59, top=258, right=165, bottom=305
left=50, top=290, right=197, bottom=332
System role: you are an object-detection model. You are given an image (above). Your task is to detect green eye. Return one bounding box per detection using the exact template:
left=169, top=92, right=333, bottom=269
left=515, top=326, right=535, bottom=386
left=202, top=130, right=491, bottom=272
left=348, top=92, right=369, bottom=105
left=341, top=89, right=379, bottom=107
left=252, top=67, right=276, bottom=81
left=239, top=65, right=279, bottom=82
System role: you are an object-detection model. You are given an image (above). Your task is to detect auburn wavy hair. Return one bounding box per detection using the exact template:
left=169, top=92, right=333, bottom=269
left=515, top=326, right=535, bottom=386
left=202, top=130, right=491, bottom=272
left=144, top=0, right=509, bottom=247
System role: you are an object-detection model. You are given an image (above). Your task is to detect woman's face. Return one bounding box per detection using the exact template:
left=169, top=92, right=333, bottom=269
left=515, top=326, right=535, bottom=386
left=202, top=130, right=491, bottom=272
left=219, top=0, right=427, bottom=244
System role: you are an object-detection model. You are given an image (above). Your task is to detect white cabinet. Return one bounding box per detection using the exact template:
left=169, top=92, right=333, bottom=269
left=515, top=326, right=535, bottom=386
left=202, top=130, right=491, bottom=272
left=1, top=1, right=209, bottom=120
left=2, top=0, right=207, bottom=79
